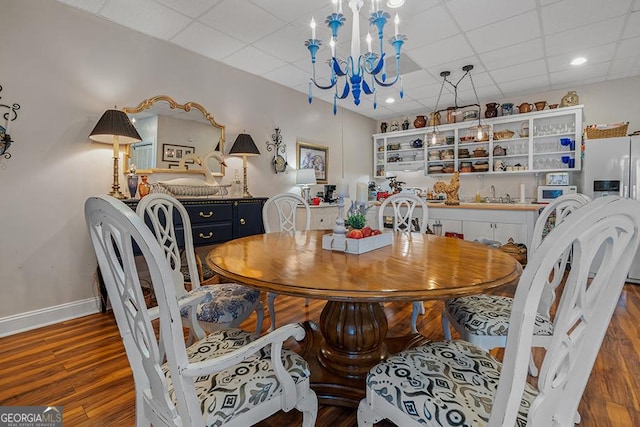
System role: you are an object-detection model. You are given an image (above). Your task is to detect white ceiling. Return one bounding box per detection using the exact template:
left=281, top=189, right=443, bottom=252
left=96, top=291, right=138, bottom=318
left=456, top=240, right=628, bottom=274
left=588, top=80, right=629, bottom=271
left=57, top=0, right=640, bottom=120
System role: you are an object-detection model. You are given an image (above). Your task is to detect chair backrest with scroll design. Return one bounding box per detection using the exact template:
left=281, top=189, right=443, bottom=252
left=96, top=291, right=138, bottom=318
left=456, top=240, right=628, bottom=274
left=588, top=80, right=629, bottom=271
left=263, top=193, right=310, bottom=233
left=378, top=193, right=429, bottom=233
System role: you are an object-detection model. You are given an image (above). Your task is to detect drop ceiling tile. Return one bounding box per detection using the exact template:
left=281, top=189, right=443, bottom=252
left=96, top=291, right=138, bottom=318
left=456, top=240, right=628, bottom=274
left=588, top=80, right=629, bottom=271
left=251, top=0, right=328, bottom=25
left=617, top=36, right=640, bottom=58
left=402, top=5, right=460, bottom=50
left=400, top=70, right=439, bottom=90
left=489, top=59, right=547, bottom=84
left=263, top=64, right=310, bottom=88
left=623, top=11, right=640, bottom=38
left=408, top=35, right=475, bottom=68
left=172, top=21, right=245, bottom=60
left=467, top=10, right=540, bottom=54
left=609, top=55, right=640, bottom=76
left=549, top=61, right=610, bottom=85
left=547, top=43, right=616, bottom=72
left=254, top=24, right=311, bottom=63
left=497, top=74, right=550, bottom=96
left=101, top=0, right=192, bottom=39
left=199, top=0, right=286, bottom=44
left=545, top=17, right=625, bottom=57
left=480, top=39, right=544, bottom=71
left=541, top=0, right=631, bottom=36
left=154, top=0, right=221, bottom=18
left=384, top=99, right=426, bottom=115
left=551, top=75, right=606, bottom=90
left=223, top=45, right=287, bottom=75
left=424, top=58, right=486, bottom=83
left=445, top=0, right=536, bottom=31
left=56, top=0, right=107, bottom=13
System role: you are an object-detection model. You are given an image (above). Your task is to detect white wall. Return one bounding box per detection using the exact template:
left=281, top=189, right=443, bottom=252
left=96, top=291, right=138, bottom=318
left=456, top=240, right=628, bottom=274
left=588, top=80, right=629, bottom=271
left=0, top=0, right=375, bottom=334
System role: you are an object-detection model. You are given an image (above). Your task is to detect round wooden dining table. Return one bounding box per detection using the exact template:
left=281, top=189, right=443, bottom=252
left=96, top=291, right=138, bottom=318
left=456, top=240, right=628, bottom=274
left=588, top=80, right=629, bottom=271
left=207, top=230, right=522, bottom=407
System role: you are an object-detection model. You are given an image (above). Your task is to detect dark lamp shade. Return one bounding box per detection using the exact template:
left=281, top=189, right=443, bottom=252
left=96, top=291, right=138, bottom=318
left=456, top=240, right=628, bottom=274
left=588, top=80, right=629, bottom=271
left=229, top=133, right=260, bottom=156
left=89, top=109, right=142, bottom=145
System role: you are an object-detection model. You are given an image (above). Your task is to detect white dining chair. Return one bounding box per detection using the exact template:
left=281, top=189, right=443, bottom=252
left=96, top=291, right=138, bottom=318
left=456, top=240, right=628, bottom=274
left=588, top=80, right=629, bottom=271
left=441, top=193, right=591, bottom=375
left=137, top=193, right=264, bottom=338
left=378, top=193, right=429, bottom=333
left=86, top=195, right=318, bottom=427
left=262, top=193, right=311, bottom=331
left=358, top=196, right=640, bottom=427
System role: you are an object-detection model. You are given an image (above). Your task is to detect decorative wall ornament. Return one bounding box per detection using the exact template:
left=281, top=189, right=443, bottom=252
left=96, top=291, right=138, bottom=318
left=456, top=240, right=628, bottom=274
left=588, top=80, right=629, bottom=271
left=0, top=84, right=21, bottom=168
left=265, top=128, right=288, bottom=174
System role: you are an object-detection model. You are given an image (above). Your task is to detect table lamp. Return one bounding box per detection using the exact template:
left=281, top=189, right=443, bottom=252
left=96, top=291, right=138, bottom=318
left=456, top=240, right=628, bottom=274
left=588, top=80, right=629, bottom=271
left=296, top=168, right=317, bottom=203
left=229, top=133, right=260, bottom=198
left=89, top=109, right=142, bottom=199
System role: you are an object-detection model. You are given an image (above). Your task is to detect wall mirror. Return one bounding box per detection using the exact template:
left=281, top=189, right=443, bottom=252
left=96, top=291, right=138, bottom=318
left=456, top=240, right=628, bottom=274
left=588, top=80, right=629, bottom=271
left=122, top=95, right=225, bottom=176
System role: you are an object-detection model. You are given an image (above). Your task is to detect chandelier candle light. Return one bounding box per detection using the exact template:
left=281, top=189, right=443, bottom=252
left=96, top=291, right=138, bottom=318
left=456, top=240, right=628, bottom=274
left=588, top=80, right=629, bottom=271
left=306, top=0, right=407, bottom=115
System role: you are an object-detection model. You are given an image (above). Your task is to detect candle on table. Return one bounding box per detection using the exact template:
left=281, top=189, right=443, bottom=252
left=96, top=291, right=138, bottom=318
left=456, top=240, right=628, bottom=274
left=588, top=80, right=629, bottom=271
left=338, top=179, right=349, bottom=197
left=357, top=182, right=368, bottom=203
left=310, top=18, right=316, bottom=39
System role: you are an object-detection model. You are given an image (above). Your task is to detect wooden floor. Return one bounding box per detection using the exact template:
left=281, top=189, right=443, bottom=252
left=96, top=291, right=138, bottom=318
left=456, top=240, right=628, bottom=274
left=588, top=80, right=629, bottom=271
left=1, top=284, right=639, bottom=426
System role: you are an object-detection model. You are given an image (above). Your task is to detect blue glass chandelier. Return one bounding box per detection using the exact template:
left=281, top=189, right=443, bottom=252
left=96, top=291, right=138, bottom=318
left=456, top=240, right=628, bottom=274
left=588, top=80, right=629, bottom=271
left=305, top=0, right=407, bottom=115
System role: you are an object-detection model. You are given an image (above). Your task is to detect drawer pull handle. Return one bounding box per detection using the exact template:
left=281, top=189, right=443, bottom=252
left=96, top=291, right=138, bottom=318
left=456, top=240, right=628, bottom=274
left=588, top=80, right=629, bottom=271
left=199, top=211, right=214, bottom=218
left=198, top=232, right=214, bottom=239
left=240, top=218, right=246, bottom=225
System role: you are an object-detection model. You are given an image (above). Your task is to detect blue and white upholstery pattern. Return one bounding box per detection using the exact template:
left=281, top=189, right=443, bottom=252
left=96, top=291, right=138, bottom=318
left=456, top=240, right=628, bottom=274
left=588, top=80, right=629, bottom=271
left=365, top=340, right=538, bottom=426
left=445, top=295, right=553, bottom=336
left=163, top=328, right=311, bottom=425
left=179, top=284, right=262, bottom=324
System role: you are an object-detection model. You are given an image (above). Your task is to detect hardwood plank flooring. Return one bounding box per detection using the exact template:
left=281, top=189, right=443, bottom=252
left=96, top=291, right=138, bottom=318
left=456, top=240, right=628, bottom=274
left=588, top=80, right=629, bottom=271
left=1, top=284, right=639, bottom=426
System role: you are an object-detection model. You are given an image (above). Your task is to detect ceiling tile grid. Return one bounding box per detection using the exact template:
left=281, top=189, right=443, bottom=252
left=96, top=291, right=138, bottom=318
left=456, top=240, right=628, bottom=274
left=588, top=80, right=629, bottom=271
left=55, top=0, right=640, bottom=119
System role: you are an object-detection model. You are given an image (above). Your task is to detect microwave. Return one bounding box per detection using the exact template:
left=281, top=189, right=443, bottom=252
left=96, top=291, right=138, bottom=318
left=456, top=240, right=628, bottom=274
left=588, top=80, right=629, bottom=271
left=537, top=185, right=577, bottom=203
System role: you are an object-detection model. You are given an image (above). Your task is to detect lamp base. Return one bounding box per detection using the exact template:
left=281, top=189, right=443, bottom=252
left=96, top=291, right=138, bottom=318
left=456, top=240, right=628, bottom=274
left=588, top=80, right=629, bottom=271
left=109, top=189, right=127, bottom=199
left=301, top=186, right=311, bottom=203
left=241, top=165, right=252, bottom=198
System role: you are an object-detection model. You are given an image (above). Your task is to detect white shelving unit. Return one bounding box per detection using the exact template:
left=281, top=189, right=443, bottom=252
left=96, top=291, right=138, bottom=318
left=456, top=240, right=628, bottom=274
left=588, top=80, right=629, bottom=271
left=373, top=105, right=583, bottom=177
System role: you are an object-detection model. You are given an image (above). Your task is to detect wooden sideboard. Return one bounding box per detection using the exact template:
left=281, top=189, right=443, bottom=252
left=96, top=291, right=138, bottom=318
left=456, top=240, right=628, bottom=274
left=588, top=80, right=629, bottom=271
left=98, top=197, right=267, bottom=312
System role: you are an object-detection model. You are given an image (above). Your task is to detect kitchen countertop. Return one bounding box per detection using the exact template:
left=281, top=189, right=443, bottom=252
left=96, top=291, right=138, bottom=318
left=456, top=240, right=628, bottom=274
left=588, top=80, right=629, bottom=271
left=426, top=202, right=542, bottom=211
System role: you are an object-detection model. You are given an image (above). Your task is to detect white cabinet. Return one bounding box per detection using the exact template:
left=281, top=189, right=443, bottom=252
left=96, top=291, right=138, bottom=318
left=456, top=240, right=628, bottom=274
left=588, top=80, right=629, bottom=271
left=373, top=105, right=583, bottom=177
left=373, top=129, right=426, bottom=177
left=298, top=205, right=339, bottom=230
left=463, top=220, right=526, bottom=245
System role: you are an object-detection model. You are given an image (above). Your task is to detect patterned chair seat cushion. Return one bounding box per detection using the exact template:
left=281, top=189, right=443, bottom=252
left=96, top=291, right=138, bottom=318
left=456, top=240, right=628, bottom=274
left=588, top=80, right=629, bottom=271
left=446, top=295, right=553, bottom=337
left=162, top=328, right=311, bottom=426
left=181, top=261, right=217, bottom=284
left=179, top=283, right=261, bottom=325
left=366, top=339, right=539, bottom=426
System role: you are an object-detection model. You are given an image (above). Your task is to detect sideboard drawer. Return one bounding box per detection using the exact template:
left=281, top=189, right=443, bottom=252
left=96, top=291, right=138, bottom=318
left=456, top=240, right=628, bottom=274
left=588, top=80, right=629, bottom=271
left=191, top=222, right=233, bottom=245
left=185, top=204, right=233, bottom=224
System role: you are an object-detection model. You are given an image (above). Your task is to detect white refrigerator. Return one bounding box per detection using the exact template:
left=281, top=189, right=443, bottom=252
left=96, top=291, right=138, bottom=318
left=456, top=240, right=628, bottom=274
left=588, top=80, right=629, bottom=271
left=581, top=136, right=640, bottom=282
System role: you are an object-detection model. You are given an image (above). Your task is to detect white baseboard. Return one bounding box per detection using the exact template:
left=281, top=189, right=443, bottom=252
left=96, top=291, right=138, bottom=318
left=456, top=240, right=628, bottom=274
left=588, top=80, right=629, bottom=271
left=0, top=297, right=101, bottom=338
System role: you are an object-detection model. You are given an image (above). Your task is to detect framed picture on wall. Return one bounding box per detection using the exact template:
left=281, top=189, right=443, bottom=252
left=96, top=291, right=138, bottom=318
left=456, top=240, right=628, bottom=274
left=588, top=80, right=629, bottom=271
left=162, top=143, right=195, bottom=162
left=297, top=141, right=328, bottom=184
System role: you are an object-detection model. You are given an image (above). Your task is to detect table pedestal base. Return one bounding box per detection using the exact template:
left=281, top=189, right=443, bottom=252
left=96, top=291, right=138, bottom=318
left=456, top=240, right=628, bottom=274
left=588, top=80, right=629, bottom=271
left=300, top=301, right=428, bottom=408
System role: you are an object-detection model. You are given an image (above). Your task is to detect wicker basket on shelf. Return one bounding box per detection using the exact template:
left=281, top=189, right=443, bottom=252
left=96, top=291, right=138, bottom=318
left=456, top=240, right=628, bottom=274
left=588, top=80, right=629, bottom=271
left=585, top=122, right=629, bottom=139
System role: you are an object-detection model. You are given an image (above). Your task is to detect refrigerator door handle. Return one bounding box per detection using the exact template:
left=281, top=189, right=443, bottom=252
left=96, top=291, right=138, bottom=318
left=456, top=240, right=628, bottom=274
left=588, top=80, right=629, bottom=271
left=632, top=156, right=638, bottom=200
left=623, top=156, right=631, bottom=198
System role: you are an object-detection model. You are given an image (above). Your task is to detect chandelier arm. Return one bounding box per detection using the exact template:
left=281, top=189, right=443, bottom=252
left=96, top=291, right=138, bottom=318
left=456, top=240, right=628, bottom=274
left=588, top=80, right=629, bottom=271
left=310, top=77, right=338, bottom=91
left=373, top=73, right=399, bottom=87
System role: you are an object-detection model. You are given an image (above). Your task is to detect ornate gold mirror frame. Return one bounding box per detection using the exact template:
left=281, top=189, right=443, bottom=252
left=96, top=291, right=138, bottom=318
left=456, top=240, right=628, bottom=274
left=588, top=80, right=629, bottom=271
left=122, top=95, right=225, bottom=176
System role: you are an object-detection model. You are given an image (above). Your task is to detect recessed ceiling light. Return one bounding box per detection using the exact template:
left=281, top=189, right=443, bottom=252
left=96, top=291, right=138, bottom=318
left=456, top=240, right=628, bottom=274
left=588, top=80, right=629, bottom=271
left=385, top=97, right=395, bottom=104
left=387, top=0, right=405, bottom=8
left=571, top=57, right=587, bottom=66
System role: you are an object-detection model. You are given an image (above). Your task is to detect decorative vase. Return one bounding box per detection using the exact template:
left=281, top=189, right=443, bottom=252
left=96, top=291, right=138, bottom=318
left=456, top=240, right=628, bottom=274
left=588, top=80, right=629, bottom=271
left=127, top=175, right=139, bottom=198
left=485, top=102, right=499, bottom=118
left=446, top=107, right=456, bottom=124
left=402, top=118, right=410, bottom=130
left=413, top=115, right=426, bottom=128
left=428, top=112, right=441, bottom=127
left=560, top=91, right=579, bottom=107
left=380, top=122, right=388, bottom=133
left=138, top=175, right=151, bottom=198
